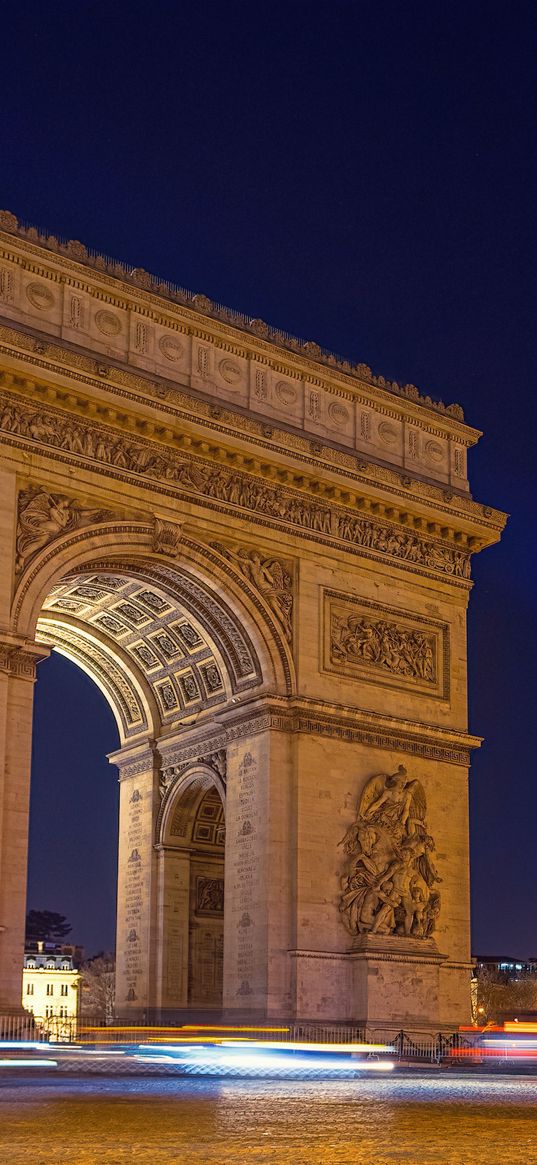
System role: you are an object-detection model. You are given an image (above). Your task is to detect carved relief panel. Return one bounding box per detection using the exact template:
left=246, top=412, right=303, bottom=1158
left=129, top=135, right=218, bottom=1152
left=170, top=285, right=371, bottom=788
left=322, top=589, right=449, bottom=699
left=339, top=765, right=442, bottom=941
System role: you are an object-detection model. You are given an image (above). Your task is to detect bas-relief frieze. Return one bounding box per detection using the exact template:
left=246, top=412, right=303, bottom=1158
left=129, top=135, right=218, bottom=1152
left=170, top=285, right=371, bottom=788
left=196, top=876, right=224, bottom=915
left=324, top=591, right=449, bottom=699
left=339, top=766, right=442, bottom=940
left=2, top=391, right=472, bottom=583
left=335, top=514, right=469, bottom=579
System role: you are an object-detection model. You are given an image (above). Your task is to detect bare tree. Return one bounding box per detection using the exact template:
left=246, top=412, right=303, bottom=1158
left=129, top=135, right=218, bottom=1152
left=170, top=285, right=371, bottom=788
left=80, top=953, right=115, bottom=1025
left=473, top=965, right=537, bottom=1024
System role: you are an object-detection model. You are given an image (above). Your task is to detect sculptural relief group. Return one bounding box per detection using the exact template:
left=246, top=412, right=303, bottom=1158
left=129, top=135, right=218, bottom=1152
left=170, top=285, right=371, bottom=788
left=2, top=392, right=470, bottom=581
left=340, top=766, right=442, bottom=940
left=331, top=612, right=436, bottom=683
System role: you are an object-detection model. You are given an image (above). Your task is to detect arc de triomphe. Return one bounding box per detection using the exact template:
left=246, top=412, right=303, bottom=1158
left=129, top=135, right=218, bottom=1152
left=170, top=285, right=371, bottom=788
left=0, top=211, right=505, bottom=1031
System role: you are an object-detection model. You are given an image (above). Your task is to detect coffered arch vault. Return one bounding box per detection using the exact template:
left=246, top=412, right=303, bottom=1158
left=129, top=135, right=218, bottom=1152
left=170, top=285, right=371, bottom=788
left=14, top=521, right=294, bottom=743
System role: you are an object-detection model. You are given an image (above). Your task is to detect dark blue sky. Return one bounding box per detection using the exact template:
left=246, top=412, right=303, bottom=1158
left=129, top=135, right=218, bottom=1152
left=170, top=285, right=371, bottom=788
left=4, top=0, right=536, bottom=956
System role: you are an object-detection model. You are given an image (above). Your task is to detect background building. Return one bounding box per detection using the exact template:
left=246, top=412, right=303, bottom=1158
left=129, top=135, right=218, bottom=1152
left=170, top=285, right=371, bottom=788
left=22, top=941, right=80, bottom=1038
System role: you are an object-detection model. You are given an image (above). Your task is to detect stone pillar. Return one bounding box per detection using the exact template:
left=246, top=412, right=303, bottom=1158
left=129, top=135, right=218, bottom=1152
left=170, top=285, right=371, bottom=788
left=223, top=723, right=294, bottom=1019
left=0, top=638, right=49, bottom=1012
left=288, top=727, right=473, bottom=1031
left=112, top=741, right=161, bottom=1019
left=154, top=847, right=191, bottom=1012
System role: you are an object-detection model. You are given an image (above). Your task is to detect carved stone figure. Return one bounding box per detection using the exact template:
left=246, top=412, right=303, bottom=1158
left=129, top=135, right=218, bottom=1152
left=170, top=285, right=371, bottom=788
left=211, top=542, right=293, bottom=641
left=16, top=488, right=113, bottom=572
left=198, top=749, right=227, bottom=785
left=339, top=765, right=442, bottom=939
left=196, top=876, right=224, bottom=913
left=159, top=770, right=174, bottom=799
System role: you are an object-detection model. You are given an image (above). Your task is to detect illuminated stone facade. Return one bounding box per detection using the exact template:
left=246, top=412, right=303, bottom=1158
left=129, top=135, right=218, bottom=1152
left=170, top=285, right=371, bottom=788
left=0, top=211, right=506, bottom=1031
left=22, top=946, right=80, bottom=1035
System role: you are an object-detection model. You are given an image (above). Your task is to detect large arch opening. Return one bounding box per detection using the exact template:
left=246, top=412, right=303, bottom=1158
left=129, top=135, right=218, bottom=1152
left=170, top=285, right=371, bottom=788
left=20, top=534, right=288, bottom=1018
left=28, top=651, right=120, bottom=957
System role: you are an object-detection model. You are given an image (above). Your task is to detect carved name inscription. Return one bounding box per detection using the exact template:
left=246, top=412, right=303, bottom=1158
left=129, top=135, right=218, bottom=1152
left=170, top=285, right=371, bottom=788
left=231, top=750, right=259, bottom=998
left=121, top=786, right=145, bottom=1003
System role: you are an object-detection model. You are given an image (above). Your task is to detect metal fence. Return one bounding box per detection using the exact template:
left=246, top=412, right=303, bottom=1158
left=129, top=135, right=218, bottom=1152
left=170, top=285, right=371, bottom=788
left=0, top=1013, right=478, bottom=1062
left=0, top=1012, right=78, bottom=1043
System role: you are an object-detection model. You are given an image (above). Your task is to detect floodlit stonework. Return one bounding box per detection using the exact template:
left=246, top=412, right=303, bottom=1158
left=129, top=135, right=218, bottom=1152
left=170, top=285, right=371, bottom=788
left=0, top=212, right=506, bottom=1031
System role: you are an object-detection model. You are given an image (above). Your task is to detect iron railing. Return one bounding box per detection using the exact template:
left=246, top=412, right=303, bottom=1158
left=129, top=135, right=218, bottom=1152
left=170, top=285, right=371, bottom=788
left=0, top=1012, right=479, bottom=1061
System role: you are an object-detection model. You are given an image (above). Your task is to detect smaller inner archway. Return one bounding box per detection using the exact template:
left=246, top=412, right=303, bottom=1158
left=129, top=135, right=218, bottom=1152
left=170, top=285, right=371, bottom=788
left=160, top=772, right=226, bottom=1012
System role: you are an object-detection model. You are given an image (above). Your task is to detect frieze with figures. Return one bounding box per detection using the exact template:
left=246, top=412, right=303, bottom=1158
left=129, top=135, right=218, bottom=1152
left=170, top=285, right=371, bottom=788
left=2, top=390, right=472, bottom=582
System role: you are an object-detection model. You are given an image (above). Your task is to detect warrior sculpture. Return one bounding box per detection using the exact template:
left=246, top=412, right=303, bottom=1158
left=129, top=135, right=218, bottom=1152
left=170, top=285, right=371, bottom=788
left=339, top=766, right=441, bottom=939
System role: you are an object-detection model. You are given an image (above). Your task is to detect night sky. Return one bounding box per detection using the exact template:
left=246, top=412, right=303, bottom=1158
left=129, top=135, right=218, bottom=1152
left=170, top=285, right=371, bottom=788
left=3, top=1, right=536, bottom=957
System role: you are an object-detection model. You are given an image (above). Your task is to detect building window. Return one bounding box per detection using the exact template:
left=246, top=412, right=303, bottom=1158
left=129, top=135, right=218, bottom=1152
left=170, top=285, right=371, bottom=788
left=46, top=984, right=54, bottom=996
left=45, top=1005, right=53, bottom=1018
left=26, top=960, right=35, bottom=969
left=26, top=983, right=34, bottom=996
left=60, top=984, right=68, bottom=997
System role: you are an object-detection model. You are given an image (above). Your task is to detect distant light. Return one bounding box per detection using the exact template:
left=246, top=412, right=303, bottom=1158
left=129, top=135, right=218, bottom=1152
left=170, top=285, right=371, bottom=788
left=0, top=1059, right=57, bottom=1068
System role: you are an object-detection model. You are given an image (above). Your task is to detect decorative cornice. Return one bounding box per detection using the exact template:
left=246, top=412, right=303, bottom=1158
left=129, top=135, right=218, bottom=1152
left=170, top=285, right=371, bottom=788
left=109, top=740, right=159, bottom=780
left=153, top=697, right=479, bottom=768
left=0, top=210, right=467, bottom=422
left=0, top=323, right=507, bottom=534
left=290, top=946, right=448, bottom=967
left=0, top=635, right=49, bottom=680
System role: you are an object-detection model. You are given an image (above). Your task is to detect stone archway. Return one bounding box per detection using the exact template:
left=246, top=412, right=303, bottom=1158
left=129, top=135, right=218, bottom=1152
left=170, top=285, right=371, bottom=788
left=11, top=532, right=290, bottom=1019
left=157, top=767, right=226, bottom=1015
left=0, top=214, right=506, bottom=1032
